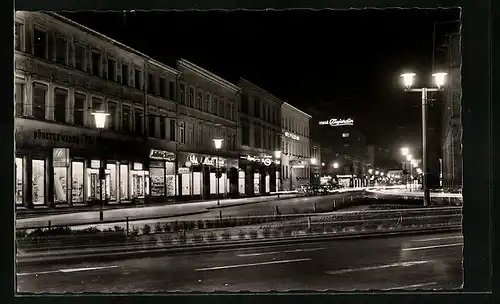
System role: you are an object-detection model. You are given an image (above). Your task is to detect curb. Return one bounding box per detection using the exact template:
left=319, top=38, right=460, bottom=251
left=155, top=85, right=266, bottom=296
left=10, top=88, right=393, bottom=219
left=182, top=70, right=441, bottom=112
left=206, top=194, right=299, bottom=210
left=16, top=226, right=462, bottom=267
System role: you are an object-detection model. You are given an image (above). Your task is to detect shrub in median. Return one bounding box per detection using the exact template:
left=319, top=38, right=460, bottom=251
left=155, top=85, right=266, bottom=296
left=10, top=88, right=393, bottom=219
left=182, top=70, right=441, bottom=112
left=114, top=225, right=125, bottom=232
left=162, top=222, right=171, bottom=233
left=141, top=224, right=152, bottom=235
left=16, top=229, right=27, bottom=239
left=192, top=233, right=204, bottom=243
left=249, top=230, right=258, bottom=239
left=221, top=231, right=231, bottom=241
left=271, top=228, right=282, bottom=238
left=262, top=228, right=271, bottom=238
left=176, top=233, right=187, bottom=244
left=161, top=234, right=173, bottom=244
left=171, top=221, right=180, bottom=232
left=196, top=220, right=205, bottom=230
left=206, top=232, right=217, bottom=242
left=238, top=230, right=246, bottom=240
left=154, top=223, right=163, bottom=233
left=130, top=226, right=140, bottom=237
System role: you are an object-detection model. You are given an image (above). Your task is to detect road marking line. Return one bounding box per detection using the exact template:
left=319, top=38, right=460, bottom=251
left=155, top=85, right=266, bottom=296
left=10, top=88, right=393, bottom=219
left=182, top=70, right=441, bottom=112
left=414, top=236, right=463, bottom=242
left=195, top=258, right=312, bottom=271
left=383, top=282, right=438, bottom=290
left=237, top=247, right=324, bottom=257
left=17, top=265, right=119, bottom=276
left=59, top=265, right=120, bottom=273
left=325, top=260, right=432, bottom=275
left=403, top=243, right=463, bottom=251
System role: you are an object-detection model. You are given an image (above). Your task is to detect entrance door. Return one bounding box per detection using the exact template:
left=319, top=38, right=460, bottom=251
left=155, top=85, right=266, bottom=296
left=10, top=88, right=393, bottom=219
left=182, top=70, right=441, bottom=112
left=132, top=172, right=144, bottom=197
left=89, top=171, right=110, bottom=200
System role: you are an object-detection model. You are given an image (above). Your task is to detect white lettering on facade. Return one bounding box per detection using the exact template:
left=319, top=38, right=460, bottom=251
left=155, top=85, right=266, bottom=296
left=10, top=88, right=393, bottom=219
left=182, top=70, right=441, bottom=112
left=284, top=132, right=300, bottom=141
left=240, top=154, right=273, bottom=166
left=319, top=118, right=354, bottom=127
left=188, top=154, right=224, bottom=167
left=150, top=149, right=175, bottom=160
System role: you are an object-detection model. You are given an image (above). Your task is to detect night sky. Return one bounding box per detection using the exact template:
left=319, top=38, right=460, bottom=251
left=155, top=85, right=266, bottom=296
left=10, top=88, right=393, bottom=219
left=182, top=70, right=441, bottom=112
left=60, top=8, right=460, bottom=152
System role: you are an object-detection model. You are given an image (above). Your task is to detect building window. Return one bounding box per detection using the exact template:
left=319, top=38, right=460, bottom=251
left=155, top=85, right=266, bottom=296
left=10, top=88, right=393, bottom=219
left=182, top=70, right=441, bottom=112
left=218, top=99, right=224, bottom=117
left=179, top=84, right=186, bottom=104
left=122, top=105, right=131, bottom=132
left=159, top=117, right=166, bottom=139
left=196, top=91, right=203, bottom=110
left=159, top=78, right=166, bottom=98
left=134, top=68, right=142, bottom=90
left=32, top=83, right=47, bottom=120
left=135, top=109, right=143, bottom=135
left=108, top=101, right=117, bottom=130
left=108, top=58, right=116, bottom=81
left=179, top=121, right=185, bottom=144
left=54, top=88, right=68, bottom=123
left=188, top=87, right=194, bottom=107
left=33, top=28, right=48, bottom=59
left=15, top=82, right=25, bottom=117
left=241, top=94, right=248, bottom=114
left=55, top=35, right=67, bottom=65
left=169, top=119, right=176, bottom=141
left=255, top=126, right=262, bottom=148
left=91, top=97, right=103, bottom=127
left=342, top=133, right=350, bottom=138
left=74, top=92, right=85, bottom=126
left=91, top=51, right=102, bottom=77
left=212, top=97, right=218, bottom=115
left=168, top=81, right=175, bottom=100
left=74, top=44, right=85, bottom=71
left=204, top=93, right=210, bottom=112
left=122, top=63, right=129, bottom=86
left=148, top=73, right=155, bottom=95
left=242, top=123, right=249, bottom=146
left=15, top=22, right=23, bottom=51
left=148, top=114, right=156, bottom=138
left=254, top=98, right=261, bottom=118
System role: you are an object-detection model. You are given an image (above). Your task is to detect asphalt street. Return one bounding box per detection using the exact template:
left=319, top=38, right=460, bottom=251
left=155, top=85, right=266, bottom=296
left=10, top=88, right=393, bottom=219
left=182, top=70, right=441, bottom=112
left=17, top=191, right=369, bottom=230
left=16, top=231, right=463, bottom=292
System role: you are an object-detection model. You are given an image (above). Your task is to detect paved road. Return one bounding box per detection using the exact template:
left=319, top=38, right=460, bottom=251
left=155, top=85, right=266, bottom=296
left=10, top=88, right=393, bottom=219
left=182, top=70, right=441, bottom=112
left=16, top=191, right=368, bottom=230
left=16, top=231, right=463, bottom=292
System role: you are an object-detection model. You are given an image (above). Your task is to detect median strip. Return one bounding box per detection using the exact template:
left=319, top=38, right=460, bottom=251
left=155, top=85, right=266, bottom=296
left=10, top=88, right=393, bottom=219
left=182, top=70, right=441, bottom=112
left=236, top=247, right=324, bottom=257
left=194, top=258, right=312, bottom=271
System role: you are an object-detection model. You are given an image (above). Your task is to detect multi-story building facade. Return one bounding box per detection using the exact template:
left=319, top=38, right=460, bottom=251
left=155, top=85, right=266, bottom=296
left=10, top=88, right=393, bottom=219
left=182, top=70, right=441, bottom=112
left=176, top=59, right=241, bottom=199
left=14, top=12, right=181, bottom=209
left=237, top=79, right=282, bottom=195
left=441, top=32, right=462, bottom=190
left=280, top=102, right=312, bottom=190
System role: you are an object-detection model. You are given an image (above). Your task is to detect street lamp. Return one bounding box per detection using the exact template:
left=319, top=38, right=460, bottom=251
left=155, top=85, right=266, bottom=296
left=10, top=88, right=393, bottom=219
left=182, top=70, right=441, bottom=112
left=91, top=111, right=109, bottom=221
left=311, top=158, right=317, bottom=165
left=368, top=168, right=373, bottom=174
left=213, top=138, right=223, bottom=206
left=333, top=162, right=340, bottom=169
left=401, top=147, right=409, bottom=156
left=401, top=71, right=447, bottom=206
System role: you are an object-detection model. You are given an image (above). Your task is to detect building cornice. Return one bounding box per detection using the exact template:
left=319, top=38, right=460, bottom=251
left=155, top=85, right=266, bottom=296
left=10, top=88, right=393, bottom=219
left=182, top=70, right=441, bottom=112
left=283, top=102, right=312, bottom=118
left=46, top=12, right=180, bottom=76
left=177, top=59, right=241, bottom=94
left=238, top=78, right=284, bottom=105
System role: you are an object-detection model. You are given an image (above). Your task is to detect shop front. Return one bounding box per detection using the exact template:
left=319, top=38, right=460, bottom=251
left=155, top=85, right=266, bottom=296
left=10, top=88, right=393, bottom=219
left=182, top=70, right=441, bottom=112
left=238, top=153, right=277, bottom=196
left=148, top=149, right=177, bottom=200
left=176, top=152, right=239, bottom=200
left=15, top=118, right=147, bottom=209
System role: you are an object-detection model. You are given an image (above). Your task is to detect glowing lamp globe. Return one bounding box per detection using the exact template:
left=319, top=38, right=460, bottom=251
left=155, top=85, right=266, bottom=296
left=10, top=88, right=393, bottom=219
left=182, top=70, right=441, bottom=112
left=406, top=154, right=413, bottom=161
left=311, top=158, right=317, bottom=165
left=432, top=72, right=447, bottom=88
left=368, top=168, right=373, bottom=174
left=401, top=73, right=416, bottom=89
left=91, top=111, right=109, bottom=129
left=401, top=147, right=409, bottom=156
left=213, top=138, right=223, bottom=149
left=334, top=162, right=340, bottom=169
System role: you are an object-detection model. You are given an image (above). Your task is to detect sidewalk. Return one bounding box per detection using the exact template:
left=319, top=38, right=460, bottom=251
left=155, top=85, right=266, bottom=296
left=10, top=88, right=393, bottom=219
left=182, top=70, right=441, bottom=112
left=15, top=193, right=298, bottom=229
left=366, top=188, right=463, bottom=198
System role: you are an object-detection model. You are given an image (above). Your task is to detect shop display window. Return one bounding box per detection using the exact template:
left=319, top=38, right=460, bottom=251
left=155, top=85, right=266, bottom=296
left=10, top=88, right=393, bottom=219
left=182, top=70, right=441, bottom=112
left=209, top=172, right=217, bottom=194
left=150, top=166, right=165, bottom=197
left=72, top=161, right=84, bottom=203
left=193, top=172, right=202, bottom=195
left=165, top=162, right=176, bottom=196
left=120, top=164, right=129, bottom=200
left=107, top=163, right=117, bottom=201
left=238, top=171, right=245, bottom=195
left=53, top=167, right=67, bottom=203
left=265, top=174, right=270, bottom=193
left=253, top=173, right=260, bottom=194
left=32, top=159, right=45, bottom=205
left=181, top=173, right=190, bottom=196
left=15, top=157, right=23, bottom=205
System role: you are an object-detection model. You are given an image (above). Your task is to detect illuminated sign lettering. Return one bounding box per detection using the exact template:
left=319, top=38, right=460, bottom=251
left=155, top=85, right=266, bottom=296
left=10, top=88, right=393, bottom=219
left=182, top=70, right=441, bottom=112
left=150, top=149, right=176, bottom=161
left=319, top=118, right=354, bottom=127
left=240, top=154, right=273, bottom=166
left=187, top=154, right=224, bottom=167
left=284, top=131, right=300, bottom=141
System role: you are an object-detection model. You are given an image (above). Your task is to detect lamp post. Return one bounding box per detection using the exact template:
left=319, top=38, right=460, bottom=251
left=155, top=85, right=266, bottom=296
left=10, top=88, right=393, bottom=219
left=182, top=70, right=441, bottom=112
left=401, top=71, right=447, bottom=206
left=274, top=150, right=282, bottom=192
left=213, top=138, right=223, bottom=206
left=406, top=154, right=413, bottom=191
left=91, top=111, right=109, bottom=221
